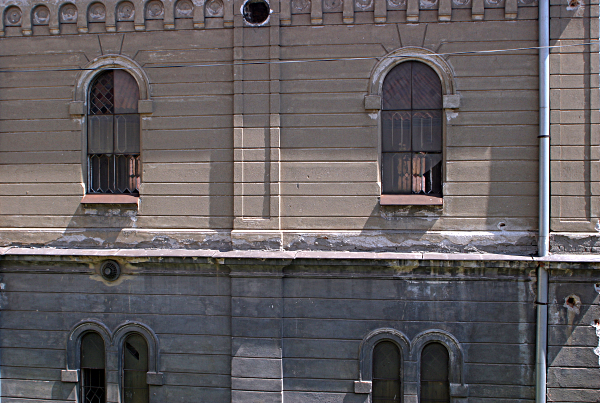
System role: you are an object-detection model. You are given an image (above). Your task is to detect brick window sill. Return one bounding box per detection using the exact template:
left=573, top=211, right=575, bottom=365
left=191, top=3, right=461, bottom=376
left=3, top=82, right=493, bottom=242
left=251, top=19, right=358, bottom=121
left=81, top=194, right=139, bottom=204
left=380, top=194, right=443, bottom=206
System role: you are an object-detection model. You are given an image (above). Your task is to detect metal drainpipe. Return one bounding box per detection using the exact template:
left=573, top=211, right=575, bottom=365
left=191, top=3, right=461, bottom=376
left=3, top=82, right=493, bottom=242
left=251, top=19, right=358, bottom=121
left=536, top=1, right=550, bottom=402
left=539, top=0, right=550, bottom=258
left=535, top=265, right=548, bottom=403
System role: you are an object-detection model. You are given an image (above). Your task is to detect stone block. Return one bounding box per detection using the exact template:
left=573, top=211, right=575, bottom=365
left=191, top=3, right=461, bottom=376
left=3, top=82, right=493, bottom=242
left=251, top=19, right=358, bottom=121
left=61, top=369, right=78, bottom=383
left=354, top=381, right=372, bottom=393
left=443, top=94, right=460, bottom=109
left=138, top=99, right=153, bottom=114
left=68, top=101, right=84, bottom=116
left=146, top=372, right=164, bottom=385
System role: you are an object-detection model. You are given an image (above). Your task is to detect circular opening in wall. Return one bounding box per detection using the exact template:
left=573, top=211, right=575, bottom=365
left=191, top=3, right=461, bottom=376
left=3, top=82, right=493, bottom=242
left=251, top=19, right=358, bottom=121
left=242, top=0, right=270, bottom=25
left=100, top=260, right=121, bottom=281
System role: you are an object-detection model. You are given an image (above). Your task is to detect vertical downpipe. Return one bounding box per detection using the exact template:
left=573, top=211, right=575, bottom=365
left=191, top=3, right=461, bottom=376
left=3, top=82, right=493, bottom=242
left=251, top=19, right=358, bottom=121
left=538, top=1, right=550, bottom=256
left=536, top=0, right=550, bottom=402
left=536, top=265, right=548, bottom=403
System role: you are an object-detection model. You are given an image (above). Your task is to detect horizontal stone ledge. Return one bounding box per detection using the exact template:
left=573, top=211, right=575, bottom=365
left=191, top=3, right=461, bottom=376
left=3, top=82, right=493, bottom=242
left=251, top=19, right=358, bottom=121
left=2, top=245, right=600, bottom=264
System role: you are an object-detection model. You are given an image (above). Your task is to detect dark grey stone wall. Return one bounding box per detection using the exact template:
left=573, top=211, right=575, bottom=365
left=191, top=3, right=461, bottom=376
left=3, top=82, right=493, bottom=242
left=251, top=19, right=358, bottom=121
left=1, top=254, right=598, bottom=402
left=547, top=267, right=600, bottom=402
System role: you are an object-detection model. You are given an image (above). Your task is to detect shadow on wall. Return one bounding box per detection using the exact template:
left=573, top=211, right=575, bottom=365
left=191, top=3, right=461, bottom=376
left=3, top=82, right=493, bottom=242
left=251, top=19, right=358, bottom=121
left=547, top=276, right=600, bottom=400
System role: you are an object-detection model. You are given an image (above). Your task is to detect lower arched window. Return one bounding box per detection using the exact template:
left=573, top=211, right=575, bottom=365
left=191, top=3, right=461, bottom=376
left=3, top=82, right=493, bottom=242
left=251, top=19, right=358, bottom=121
left=420, top=342, right=450, bottom=403
left=123, top=333, right=149, bottom=403
left=81, top=332, right=106, bottom=403
left=373, top=341, right=402, bottom=403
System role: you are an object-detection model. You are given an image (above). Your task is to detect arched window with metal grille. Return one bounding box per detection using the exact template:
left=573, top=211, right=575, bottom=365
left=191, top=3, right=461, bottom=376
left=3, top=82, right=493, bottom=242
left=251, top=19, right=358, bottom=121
left=87, top=69, right=140, bottom=195
left=123, top=333, right=149, bottom=403
left=80, top=332, right=106, bottom=403
left=381, top=61, right=443, bottom=197
left=372, top=340, right=402, bottom=403
left=420, top=342, right=450, bottom=403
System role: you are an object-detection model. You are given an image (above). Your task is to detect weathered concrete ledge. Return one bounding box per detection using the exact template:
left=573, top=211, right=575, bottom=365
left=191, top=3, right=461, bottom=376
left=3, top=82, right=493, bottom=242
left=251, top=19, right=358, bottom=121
left=2, top=246, right=599, bottom=263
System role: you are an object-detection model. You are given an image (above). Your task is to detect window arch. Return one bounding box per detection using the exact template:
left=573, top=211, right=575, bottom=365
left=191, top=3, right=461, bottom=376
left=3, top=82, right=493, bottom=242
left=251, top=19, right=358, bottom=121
left=81, top=332, right=107, bottom=403
left=355, top=328, right=410, bottom=399
left=123, top=333, right=149, bottom=403
left=373, top=340, right=402, bottom=403
left=87, top=69, right=140, bottom=195
left=381, top=61, right=442, bottom=197
left=62, top=320, right=163, bottom=400
left=419, top=342, right=449, bottom=403
left=365, top=47, right=459, bottom=206
left=70, top=55, right=152, bottom=203
left=410, top=329, right=468, bottom=402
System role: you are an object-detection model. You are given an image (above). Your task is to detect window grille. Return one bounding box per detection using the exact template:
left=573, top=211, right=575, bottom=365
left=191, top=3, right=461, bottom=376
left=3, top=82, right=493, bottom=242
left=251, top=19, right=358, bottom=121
left=81, top=332, right=106, bottom=403
left=372, top=341, right=401, bottom=403
left=420, top=342, right=450, bottom=403
left=123, top=334, right=149, bottom=403
left=381, top=61, right=442, bottom=196
left=88, top=70, right=140, bottom=195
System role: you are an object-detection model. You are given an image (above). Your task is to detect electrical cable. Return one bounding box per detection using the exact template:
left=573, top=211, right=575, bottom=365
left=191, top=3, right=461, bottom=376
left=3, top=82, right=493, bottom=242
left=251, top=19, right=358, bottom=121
left=0, top=39, right=597, bottom=73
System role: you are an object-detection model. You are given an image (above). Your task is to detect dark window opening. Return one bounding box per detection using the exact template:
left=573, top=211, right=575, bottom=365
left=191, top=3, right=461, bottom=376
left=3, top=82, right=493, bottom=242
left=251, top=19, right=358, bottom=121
left=420, top=343, right=450, bottom=403
left=123, top=334, right=149, bottom=403
left=81, top=332, right=106, bottom=403
left=373, top=341, right=401, bottom=403
left=88, top=69, right=140, bottom=195
left=381, top=61, right=443, bottom=196
left=242, top=0, right=269, bottom=24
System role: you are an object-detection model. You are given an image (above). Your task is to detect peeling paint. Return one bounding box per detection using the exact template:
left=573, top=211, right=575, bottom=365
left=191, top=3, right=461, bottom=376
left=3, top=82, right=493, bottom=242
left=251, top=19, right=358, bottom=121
left=566, top=0, right=583, bottom=10
left=564, top=294, right=581, bottom=314
left=592, top=319, right=600, bottom=365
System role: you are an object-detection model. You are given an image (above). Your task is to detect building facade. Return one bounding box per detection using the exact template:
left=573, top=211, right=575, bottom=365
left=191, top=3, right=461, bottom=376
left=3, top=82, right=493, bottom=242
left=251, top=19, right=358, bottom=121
left=0, top=0, right=599, bottom=401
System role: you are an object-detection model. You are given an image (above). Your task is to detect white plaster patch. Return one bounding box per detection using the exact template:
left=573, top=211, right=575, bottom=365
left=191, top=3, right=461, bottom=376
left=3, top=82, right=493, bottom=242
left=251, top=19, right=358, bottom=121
left=595, top=220, right=600, bottom=232
left=368, top=113, right=378, bottom=120
left=446, top=112, right=458, bottom=121
left=563, top=294, right=581, bottom=315
left=84, top=209, right=98, bottom=215
left=0, top=283, right=5, bottom=290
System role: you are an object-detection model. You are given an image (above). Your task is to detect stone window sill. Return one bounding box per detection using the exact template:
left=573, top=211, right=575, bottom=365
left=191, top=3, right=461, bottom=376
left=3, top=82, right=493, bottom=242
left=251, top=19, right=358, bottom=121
left=380, top=194, right=443, bottom=206
left=81, top=194, right=139, bottom=204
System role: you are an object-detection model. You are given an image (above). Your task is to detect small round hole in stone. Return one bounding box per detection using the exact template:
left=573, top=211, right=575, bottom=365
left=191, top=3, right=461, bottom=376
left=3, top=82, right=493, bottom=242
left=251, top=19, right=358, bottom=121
left=242, top=0, right=270, bottom=25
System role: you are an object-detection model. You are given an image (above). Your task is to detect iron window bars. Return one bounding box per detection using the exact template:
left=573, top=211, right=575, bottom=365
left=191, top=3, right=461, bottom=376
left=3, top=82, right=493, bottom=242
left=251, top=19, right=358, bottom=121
left=381, top=62, right=443, bottom=196
left=88, top=70, right=140, bottom=195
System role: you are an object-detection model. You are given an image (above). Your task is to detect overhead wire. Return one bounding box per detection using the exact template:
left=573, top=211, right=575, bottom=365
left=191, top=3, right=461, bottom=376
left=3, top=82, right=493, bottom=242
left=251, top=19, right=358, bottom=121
left=0, top=39, right=597, bottom=73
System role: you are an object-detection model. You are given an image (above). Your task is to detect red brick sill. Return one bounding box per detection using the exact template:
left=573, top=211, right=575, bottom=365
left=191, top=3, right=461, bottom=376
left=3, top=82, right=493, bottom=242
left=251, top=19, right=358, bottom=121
left=81, top=194, right=139, bottom=204
left=380, top=194, right=443, bottom=206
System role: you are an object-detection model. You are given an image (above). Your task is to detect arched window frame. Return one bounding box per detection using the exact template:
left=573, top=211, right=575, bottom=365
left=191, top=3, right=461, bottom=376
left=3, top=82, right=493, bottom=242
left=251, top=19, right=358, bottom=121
left=62, top=320, right=163, bottom=402
left=61, top=320, right=112, bottom=401
left=410, top=330, right=468, bottom=402
left=70, top=54, right=152, bottom=204
left=365, top=47, right=459, bottom=206
left=355, top=328, right=410, bottom=397
left=113, top=321, right=163, bottom=392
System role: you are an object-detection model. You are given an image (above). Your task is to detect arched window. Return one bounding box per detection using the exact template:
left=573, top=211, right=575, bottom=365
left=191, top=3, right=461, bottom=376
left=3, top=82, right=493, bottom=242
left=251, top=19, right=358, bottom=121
left=80, top=332, right=106, bottom=403
left=123, top=333, right=149, bottom=403
left=87, top=69, right=140, bottom=195
left=381, top=61, right=442, bottom=197
left=372, top=341, right=402, bottom=403
left=420, top=342, right=450, bottom=403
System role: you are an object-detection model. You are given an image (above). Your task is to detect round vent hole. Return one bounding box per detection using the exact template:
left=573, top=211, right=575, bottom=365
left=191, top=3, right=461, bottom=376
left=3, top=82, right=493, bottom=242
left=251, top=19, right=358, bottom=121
left=100, top=260, right=121, bottom=281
